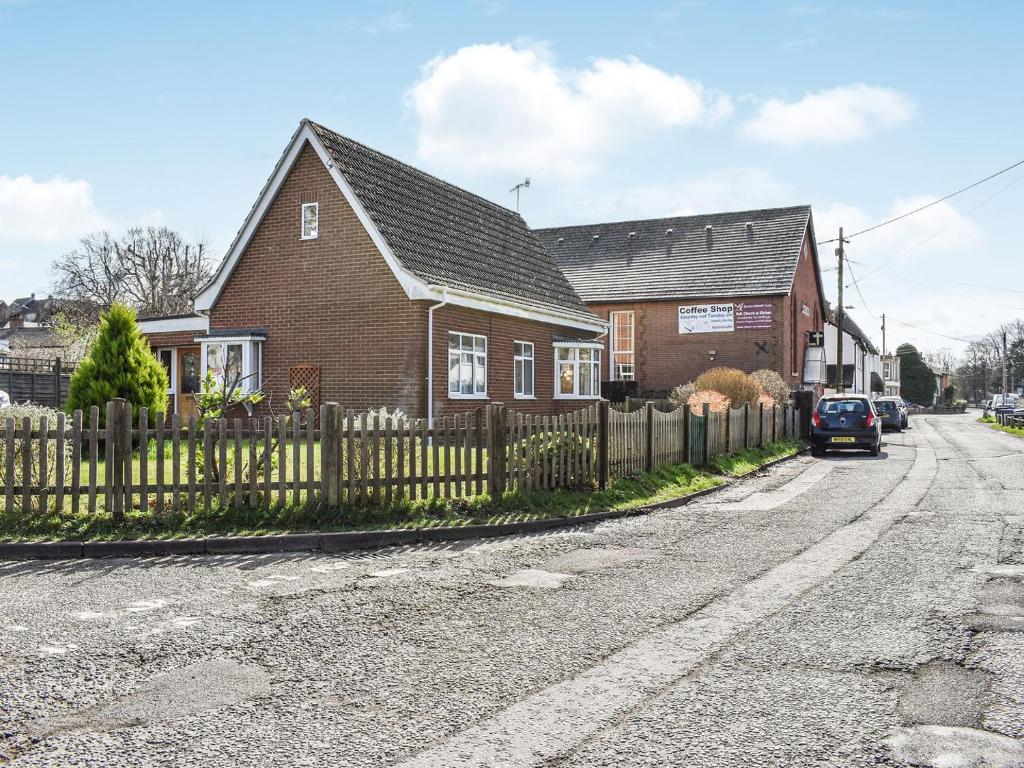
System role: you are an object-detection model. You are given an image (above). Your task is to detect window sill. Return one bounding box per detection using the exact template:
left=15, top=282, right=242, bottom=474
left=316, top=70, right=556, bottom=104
left=514, top=395, right=537, bottom=400
left=448, top=393, right=489, bottom=400
left=299, top=235, right=318, bottom=241
left=554, top=395, right=602, bottom=400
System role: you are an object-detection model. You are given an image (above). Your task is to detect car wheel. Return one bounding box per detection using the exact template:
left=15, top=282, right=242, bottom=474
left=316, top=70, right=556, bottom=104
left=870, top=442, right=880, bottom=457
left=811, top=447, right=826, bottom=458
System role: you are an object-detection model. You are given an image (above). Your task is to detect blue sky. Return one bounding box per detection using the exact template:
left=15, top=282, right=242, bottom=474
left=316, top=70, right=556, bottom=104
left=3, top=0, right=1022, bottom=354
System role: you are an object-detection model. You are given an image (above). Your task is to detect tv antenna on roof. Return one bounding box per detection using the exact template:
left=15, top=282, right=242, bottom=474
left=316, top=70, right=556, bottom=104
left=509, top=177, right=530, bottom=212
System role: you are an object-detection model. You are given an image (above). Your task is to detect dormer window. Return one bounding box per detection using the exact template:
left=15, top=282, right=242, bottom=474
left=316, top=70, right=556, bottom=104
left=301, top=202, right=319, bottom=240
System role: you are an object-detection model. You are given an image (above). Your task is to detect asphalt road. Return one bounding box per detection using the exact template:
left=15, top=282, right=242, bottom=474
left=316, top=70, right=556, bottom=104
left=2, top=412, right=1023, bottom=767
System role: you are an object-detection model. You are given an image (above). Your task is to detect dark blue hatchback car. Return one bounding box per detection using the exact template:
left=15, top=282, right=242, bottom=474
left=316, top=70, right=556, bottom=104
left=810, top=394, right=882, bottom=457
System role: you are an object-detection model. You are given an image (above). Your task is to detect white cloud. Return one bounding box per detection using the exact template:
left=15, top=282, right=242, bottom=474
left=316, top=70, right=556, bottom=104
left=0, top=175, right=108, bottom=243
left=743, top=84, right=915, bottom=145
left=407, top=43, right=732, bottom=178
left=364, top=11, right=409, bottom=34
left=814, top=196, right=979, bottom=259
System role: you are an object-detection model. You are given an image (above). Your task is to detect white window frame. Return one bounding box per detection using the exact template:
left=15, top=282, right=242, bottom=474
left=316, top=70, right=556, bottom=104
left=195, top=335, right=264, bottom=393
left=447, top=331, right=488, bottom=399
left=513, top=340, right=535, bottom=399
left=609, top=310, right=635, bottom=381
left=300, top=202, right=319, bottom=240
left=157, top=348, right=177, bottom=395
left=553, top=342, right=602, bottom=400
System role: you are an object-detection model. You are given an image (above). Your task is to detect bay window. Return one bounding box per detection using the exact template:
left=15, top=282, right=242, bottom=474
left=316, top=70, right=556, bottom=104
left=197, top=335, right=264, bottom=393
left=554, top=343, right=601, bottom=399
left=610, top=311, right=635, bottom=381
left=448, top=332, right=487, bottom=397
left=514, top=341, right=534, bottom=398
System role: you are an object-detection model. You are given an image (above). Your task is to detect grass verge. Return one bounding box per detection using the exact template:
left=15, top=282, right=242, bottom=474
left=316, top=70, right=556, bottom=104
left=1, top=463, right=721, bottom=542
left=0, top=442, right=805, bottom=542
left=709, top=439, right=805, bottom=478
left=987, top=421, right=1024, bottom=439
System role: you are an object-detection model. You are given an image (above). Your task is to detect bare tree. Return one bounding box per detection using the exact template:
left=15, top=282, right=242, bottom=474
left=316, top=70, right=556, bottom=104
left=52, top=226, right=213, bottom=317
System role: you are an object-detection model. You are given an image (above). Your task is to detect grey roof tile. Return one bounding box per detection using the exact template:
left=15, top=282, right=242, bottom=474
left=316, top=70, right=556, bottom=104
left=535, top=206, right=812, bottom=303
left=308, top=121, right=597, bottom=324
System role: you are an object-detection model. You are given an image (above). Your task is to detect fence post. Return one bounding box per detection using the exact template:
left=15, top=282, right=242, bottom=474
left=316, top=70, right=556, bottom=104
left=701, top=402, right=711, bottom=465
left=109, top=398, right=129, bottom=524
left=54, top=357, right=62, bottom=408
left=772, top=405, right=778, bottom=442
left=743, top=403, right=750, bottom=450
left=321, top=402, right=340, bottom=507
left=597, top=400, right=610, bottom=490
left=492, top=403, right=507, bottom=497
left=682, top=404, right=690, bottom=464
left=757, top=402, right=765, bottom=447
left=644, top=401, right=655, bottom=472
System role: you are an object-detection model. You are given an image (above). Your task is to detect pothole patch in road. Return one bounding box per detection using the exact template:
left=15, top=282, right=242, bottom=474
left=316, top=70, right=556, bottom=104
left=978, top=579, right=1024, bottom=616
left=898, top=661, right=992, bottom=727
left=966, top=614, right=1024, bottom=632
left=885, top=725, right=1024, bottom=767
left=34, top=658, right=272, bottom=737
left=538, top=547, right=659, bottom=574
left=488, top=569, right=575, bottom=589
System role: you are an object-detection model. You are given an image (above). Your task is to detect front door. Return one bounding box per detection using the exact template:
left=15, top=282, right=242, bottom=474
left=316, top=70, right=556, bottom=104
left=177, top=346, right=201, bottom=420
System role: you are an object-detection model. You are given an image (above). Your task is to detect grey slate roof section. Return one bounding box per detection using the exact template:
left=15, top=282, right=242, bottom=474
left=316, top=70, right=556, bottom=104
left=534, top=205, right=812, bottom=303
left=307, top=121, right=597, bottom=324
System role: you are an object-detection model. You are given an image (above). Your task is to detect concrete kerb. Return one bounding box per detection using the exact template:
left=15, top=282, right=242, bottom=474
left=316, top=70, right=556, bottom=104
left=0, top=450, right=809, bottom=561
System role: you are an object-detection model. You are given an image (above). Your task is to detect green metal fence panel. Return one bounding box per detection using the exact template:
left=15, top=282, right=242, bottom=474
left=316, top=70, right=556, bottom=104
left=689, top=412, right=706, bottom=467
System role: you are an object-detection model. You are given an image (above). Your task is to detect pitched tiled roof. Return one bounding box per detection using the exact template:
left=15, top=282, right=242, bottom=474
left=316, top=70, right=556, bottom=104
left=307, top=121, right=597, bottom=324
left=825, top=302, right=879, bottom=355
left=534, top=205, right=813, bottom=303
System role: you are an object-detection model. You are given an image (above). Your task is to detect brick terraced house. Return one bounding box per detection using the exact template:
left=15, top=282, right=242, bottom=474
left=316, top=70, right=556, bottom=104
left=139, top=120, right=606, bottom=420
left=535, top=206, right=828, bottom=396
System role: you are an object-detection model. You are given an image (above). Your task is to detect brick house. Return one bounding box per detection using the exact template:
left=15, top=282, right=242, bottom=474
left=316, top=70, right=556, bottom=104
left=534, top=206, right=828, bottom=397
left=138, top=120, right=605, bottom=420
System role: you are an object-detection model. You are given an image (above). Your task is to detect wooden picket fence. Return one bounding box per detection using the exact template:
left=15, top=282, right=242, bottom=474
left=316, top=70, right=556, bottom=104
left=609, top=401, right=801, bottom=479
left=1, top=398, right=800, bottom=517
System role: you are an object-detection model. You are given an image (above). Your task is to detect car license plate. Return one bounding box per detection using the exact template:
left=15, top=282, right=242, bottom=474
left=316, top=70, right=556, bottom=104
left=831, top=436, right=856, bottom=443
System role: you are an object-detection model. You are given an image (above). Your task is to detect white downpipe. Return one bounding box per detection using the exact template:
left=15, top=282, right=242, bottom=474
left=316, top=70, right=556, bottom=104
left=426, top=291, right=449, bottom=431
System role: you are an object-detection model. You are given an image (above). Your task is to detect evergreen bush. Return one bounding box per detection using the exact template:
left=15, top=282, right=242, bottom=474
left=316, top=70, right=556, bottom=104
left=65, top=304, right=168, bottom=424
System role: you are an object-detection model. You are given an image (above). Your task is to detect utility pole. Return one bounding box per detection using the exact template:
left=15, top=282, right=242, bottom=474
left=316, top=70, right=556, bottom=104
left=881, top=313, right=886, bottom=356
left=1003, top=331, right=1009, bottom=396
left=835, top=228, right=846, bottom=394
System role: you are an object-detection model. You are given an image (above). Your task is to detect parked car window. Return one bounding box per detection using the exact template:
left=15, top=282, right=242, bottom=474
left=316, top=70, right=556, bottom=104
left=820, top=399, right=866, bottom=414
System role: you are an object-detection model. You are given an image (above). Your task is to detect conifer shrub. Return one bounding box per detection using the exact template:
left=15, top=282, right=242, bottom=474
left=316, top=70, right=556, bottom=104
left=65, top=304, right=168, bottom=424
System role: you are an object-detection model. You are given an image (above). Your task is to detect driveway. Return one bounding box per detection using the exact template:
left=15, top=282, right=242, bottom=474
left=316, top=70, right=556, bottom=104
left=2, top=413, right=1022, bottom=767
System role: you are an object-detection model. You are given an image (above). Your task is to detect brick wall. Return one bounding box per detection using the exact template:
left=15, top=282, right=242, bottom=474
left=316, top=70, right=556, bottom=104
left=209, top=142, right=427, bottom=416
left=781, top=229, right=826, bottom=389
left=431, top=304, right=601, bottom=418
left=142, top=330, right=197, bottom=350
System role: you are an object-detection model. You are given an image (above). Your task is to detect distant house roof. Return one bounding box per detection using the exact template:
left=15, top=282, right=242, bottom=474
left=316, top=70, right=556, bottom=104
left=307, top=121, right=595, bottom=324
left=825, top=302, right=879, bottom=355
left=0, top=326, right=60, bottom=351
left=534, top=205, right=815, bottom=303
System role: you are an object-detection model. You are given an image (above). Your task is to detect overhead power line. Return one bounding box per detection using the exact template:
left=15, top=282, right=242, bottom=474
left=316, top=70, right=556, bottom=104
left=884, top=315, right=979, bottom=345
left=818, top=158, right=1024, bottom=245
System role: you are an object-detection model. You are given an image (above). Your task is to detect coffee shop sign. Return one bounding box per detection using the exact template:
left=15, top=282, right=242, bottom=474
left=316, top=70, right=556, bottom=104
left=677, top=302, right=773, bottom=334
